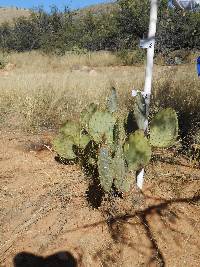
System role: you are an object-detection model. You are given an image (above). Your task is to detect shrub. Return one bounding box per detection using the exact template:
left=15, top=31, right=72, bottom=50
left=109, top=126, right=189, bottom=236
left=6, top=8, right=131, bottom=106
left=0, top=52, right=7, bottom=69
left=117, top=49, right=145, bottom=65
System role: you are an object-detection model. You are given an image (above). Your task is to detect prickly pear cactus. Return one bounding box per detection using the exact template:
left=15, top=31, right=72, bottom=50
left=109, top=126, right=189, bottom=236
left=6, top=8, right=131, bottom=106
left=124, top=130, right=152, bottom=171
left=89, top=111, right=116, bottom=145
left=78, top=133, right=91, bottom=149
left=53, top=135, right=76, bottom=159
left=134, top=92, right=147, bottom=130
left=60, top=121, right=90, bottom=149
left=98, top=145, right=114, bottom=192
left=80, top=103, right=97, bottom=130
left=150, top=108, right=178, bottom=148
left=112, top=145, right=133, bottom=192
left=60, top=121, right=80, bottom=138
left=107, top=87, right=118, bottom=113
left=53, top=87, right=180, bottom=196
left=113, top=118, right=126, bottom=157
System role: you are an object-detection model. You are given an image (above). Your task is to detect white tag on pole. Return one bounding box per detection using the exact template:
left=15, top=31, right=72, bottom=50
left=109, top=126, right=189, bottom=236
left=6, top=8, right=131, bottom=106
left=131, top=89, right=147, bottom=98
left=140, top=38, right=154, bottom=49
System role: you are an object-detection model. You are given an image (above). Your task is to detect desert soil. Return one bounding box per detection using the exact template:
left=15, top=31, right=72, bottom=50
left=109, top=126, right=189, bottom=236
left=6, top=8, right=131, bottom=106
left=0, top=131, right=200, bottom=267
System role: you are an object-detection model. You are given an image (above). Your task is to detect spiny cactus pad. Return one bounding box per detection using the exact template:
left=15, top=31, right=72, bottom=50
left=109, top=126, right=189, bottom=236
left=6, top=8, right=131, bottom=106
left=89, top=111, right=116, bottom=145
left=150, top=108, right=178, bottom=148
left=78, top=133, right=91, bottom=149
left=53, top=135, right=76, bottom=159
left=107, top=87, right=118, bottom=113
left=134, top=92, right=147, bottom=130
left=124, top=130, right=152, bottom=171
left=112, top=145, right=133, bottom=192
left=80, top=103, right=97, bottom=129
left=60, top=121, right=80, bottom=139
left=117, top=173, right=134, bottom=192
left=98, top=145, right=114, bottom=192
left=113, top=117, right=126, bottom=146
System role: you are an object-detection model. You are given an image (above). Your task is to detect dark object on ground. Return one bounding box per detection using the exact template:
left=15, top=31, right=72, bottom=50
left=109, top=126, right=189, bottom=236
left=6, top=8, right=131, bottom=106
left=13, top=251, right=77, bottom=267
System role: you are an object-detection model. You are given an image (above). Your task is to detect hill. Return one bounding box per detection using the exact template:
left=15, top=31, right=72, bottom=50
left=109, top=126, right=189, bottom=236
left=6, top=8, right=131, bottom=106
left=0, top=7, right=30, bottom=24
left=74, top=1, right=117, bottom=16
left=0, top=2, right=116, bottom=25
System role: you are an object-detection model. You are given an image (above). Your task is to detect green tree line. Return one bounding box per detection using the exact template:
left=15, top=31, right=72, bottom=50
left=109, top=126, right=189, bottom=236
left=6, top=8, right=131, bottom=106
left=0, top=0, right=199, bottom=55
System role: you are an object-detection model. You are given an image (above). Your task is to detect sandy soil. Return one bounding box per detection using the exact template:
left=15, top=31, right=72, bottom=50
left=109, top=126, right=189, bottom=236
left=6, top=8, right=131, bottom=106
left=0, top=131, right=200, bottom=267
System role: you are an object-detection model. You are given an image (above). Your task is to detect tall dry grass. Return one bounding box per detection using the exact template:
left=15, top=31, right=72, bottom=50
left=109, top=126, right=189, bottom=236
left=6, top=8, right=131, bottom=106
left=0, top=51, right=199, bottom=137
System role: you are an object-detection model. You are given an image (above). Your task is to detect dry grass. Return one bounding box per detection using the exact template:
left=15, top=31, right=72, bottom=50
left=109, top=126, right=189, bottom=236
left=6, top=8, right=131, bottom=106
left=0, top=51, right=199, bottom=134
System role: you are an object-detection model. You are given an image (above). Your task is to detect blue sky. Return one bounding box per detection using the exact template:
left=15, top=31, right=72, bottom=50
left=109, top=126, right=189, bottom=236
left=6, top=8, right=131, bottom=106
left=0, top=0, right=112, bottom=11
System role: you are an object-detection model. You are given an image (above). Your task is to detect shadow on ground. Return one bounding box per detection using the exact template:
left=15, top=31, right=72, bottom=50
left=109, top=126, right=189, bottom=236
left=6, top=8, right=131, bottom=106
left=13, top=251, right=78, bottom=267
left=65, top=192, right=200, bottom=267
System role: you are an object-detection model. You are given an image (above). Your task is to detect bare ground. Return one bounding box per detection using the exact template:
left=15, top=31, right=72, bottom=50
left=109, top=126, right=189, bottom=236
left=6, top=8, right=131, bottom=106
left=0, top=131, right=200, bottom=267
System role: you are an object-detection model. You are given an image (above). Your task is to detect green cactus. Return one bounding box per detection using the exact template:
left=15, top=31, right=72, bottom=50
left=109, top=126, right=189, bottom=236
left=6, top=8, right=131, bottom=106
left=80, top=103, right=97, bottom=130
left=59, top=121, right=91, bottom=149
left=113, top=116, right=126, bottom=146
left=124, top=130, right=152, bottom=171
left=150, top=108, right=178, bottom=148
left=112, top=145, right=133, bottom=192
left=78, top=133, right=91, bottom=149
left=53, top=88, right=179, bottom=196
left=107, top=87, right=118, bottom=113
left=53, top=135, right=76, bottom=159
left=60, top=121, right=81, bottom=137
left=98, top=145, right=114, bottom=192
left=134, top=92, right=147, bottom=130
left=89, top=111, right=116, bottom=146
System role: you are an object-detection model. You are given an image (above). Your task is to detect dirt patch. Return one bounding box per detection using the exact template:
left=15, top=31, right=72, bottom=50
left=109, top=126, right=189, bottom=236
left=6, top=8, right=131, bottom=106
left=0, top=131, right=200, bottom=267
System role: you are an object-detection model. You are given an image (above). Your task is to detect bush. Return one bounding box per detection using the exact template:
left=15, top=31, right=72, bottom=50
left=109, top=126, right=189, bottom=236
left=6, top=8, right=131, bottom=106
left=117, top=49, right=145, bottom=65
left=0, top=53, right=7, bottom=69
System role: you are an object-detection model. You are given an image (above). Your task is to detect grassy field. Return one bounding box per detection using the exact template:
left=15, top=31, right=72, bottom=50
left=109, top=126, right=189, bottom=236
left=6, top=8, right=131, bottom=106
left=0, top=51, right=199, bottom=137
left=1, top=51, right=200, bottom=266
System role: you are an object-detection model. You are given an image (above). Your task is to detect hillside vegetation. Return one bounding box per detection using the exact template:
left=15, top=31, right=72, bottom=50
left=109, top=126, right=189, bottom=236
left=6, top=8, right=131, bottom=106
left=0, top=0, right=199, bottom=54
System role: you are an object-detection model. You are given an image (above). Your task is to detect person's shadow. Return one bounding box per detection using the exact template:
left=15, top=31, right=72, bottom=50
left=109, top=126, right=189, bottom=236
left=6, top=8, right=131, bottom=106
left=13, top=251, right=78, bottom=267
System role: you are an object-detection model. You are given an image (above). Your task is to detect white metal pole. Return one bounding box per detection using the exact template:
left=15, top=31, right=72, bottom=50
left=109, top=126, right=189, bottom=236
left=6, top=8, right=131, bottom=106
left=136, top=0, right=158, bottom=190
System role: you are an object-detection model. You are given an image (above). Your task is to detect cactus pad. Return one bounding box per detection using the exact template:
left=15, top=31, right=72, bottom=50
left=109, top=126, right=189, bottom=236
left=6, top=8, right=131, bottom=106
left=112, top=145, right=133, bottom=192
left=80, top=103, right=97, bottom=129
left=113, top=117, right=126, bottom=146
left=134, top=92, right=147, bottom=130
left=107, top=87, right=118, bottom=113
left=150, top=108, right=178, bottom=148
left=124, top=130, right=152, bottom=171
left=60, top=121, right=81, bottom=142
left=98, top=145, right=114, bottom=192
left=78, top=133, right=91, bottom=149
left=53, top=135, right=76, bottom=159
left=60, top=121, right=80, bottom=136
left=89, top=111, right=116, bottom=145
left=116, top=173, right=134, bottom=193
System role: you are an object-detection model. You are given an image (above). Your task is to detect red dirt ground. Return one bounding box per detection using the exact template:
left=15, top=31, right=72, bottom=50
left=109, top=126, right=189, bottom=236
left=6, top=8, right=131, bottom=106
left=0, top=131, right=200, bottom=267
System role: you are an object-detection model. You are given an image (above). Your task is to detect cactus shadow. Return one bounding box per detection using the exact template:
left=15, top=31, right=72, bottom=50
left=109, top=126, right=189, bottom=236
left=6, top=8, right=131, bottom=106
left=85, top=178, right=105, bottom=209
left=65, top=192, right=200, bottom=266
left=13, top=251, right=78, bottom=267
left=125, top=110, right=139, bottom=135
left=54, top=155, right=78, bottom=165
